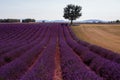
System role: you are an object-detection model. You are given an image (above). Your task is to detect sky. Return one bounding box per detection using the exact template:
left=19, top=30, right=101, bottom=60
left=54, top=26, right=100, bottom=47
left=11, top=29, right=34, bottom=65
left=0, top=0, right=120, bottom=21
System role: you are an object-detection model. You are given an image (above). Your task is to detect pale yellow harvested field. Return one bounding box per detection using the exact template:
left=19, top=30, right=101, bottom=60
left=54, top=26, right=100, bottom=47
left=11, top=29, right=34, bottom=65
left=71, top=24, right=120, bottom=53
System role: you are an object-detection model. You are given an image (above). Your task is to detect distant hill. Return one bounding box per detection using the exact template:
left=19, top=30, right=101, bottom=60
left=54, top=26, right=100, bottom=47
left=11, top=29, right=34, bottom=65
left=36, top=20, right=68, bottom=23
left=81, top=19, right=108, bottom=23
left=52, top=20, right=66, bottom=22
left=36, top=19, right=108, bottom=23
left=36, top=20, right=50, bottom=22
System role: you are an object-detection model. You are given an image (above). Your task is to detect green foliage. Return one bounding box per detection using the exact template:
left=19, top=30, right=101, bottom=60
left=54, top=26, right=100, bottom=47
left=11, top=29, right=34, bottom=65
left=22, top=18, right=36, bottom=23
left=116, top=20, right=120, bottom=23
left=109, top=20, right=120, bottom=23
left=63, top=4, right=82, bottom=25
left=0, top=19, right=20, bottom=23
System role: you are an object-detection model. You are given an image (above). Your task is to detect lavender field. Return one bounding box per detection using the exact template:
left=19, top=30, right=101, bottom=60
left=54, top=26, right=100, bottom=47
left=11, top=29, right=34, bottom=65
left=0, top=23, right=120, bottom=80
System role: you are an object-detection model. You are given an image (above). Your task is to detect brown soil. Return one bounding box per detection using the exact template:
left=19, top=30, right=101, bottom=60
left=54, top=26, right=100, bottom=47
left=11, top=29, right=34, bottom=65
left=53, top=44, right=63, bottom=80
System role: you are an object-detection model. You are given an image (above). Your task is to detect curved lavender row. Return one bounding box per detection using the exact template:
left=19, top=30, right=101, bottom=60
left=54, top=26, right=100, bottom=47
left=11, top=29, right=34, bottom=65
left=88, top=45, right=120, bottom=63
left=4, top=26, right=38, bottom=42
left=0, top=24, right=41, bottom=41
left=0, top=24, right=26, bottom=40
left=7, top=24, right=54, bottom=41
left=0, top=26, right=42, bottom=48
left=0, top=25, right=31, bottom=42
left=0, top=25, right=32, bottom=48
left=14, top=26, right=40, bottom=42
left=0, top=28, right=28, bottom=47
left=20, top=26, right=57, bottom=80
left=0, top=24, right=41, bottom=49
left=59, top=26, right=103, bottom=80
left=68, top=26, right=120, bottom=63
left=64, top=26, right=120, bottom=80
left=0, top=24, right=44, bottom=54
left=68, top=26, right=90, bottom=46
left=77, top=50, right=120, bottom=80
left=0, top=23, right=54, bottom=45
left=0, top=27, right=39, bottom=50
left=0, top=31, right=31, bottom=56
left=0, top=27, right=51, bottom=80
left=0, top=26, right=42, bottom=56
left=0, top=27, right=47, bottom=67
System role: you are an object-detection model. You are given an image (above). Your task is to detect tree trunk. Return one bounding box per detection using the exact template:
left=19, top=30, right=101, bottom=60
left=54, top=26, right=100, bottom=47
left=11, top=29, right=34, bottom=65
left=70, top=20, right=73, bottom=25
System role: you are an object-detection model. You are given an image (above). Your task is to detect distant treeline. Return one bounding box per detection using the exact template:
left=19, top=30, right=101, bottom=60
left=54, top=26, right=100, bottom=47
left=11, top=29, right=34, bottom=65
left=0, top=19, right=20, bottom=23
left=22, top=19, right=35, bottom=23
left=0, top=18, right=36, bottom=23
left=109, top=20, right=120, bottom=23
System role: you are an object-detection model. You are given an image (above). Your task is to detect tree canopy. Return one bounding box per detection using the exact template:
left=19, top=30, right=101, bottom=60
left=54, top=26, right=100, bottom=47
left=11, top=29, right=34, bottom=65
left=63, top=4, right=82, bottom=25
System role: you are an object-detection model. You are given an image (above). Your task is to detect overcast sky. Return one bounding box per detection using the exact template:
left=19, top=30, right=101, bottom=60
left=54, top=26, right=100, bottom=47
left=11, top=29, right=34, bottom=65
left=0, top=0, right=120, bottom=21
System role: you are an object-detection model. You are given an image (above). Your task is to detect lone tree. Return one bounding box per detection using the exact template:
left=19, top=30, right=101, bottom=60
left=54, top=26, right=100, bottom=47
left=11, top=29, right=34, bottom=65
left=63, top=4, right=82, bottom=25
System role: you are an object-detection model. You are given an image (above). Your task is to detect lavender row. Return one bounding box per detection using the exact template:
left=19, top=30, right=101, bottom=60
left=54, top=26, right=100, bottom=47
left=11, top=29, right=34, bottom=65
left=0, top=24, right=31, bottom=41
left=63, top=26, right=120, bottom=80
left=68, top=26, right=120, bottom=64
left=0, top=26, right=41, bottom=49
left=59, top=26, right=103, bottom=80
left=2, top=26, right=39, bottom=42
left=20, top=26, right=58, bottom=80
left=0, top=27, right=51, bottom=80
left=88, top=45, right=120, bottom=63
left=0, top=26, right=42, bottom=50
left=0, top=27, right=48, bottom=67
left=0, top=23, right=58, bottom=52
left=0, top=27, right=42, bottom=56
left=0, top=25, right=36, bottom=47
left=68, top=26, right=90, bottom=46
